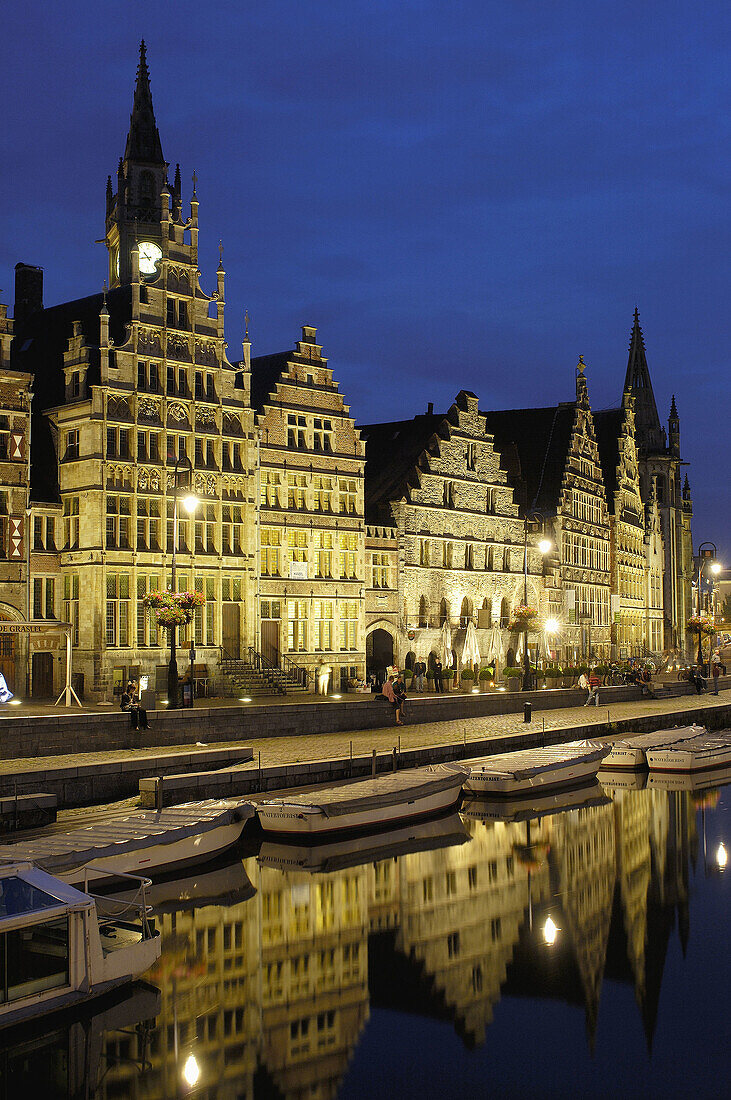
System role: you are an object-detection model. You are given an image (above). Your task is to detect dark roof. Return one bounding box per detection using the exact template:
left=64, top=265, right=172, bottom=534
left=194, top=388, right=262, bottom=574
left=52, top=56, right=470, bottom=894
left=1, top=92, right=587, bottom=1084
left=360, top=412, right=444, bottom=518
left=12, top=287, right=132, bottom=411
left=482, top=404, right=576, bottom=514
left=592, top=408, right=623, bottom=506
left=248, top=351, right=291, bottom=414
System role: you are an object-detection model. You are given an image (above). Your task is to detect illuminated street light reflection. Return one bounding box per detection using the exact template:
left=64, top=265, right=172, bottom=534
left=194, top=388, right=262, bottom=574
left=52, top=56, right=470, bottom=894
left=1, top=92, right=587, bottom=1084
left=183, top=1054, right=200, bottom=1088
left=543, top=917, right=559, bottom=945
left=717, top=842, right=727, bottom=871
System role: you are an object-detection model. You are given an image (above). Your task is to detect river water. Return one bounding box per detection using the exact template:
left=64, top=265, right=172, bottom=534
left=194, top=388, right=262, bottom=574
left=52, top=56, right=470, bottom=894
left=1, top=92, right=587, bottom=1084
left=1, top=775, right=728, bottom=1099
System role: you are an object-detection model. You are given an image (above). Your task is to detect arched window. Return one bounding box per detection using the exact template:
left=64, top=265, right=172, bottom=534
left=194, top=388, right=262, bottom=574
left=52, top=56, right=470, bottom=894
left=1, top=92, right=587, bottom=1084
left=439, top=598, right=449, bottom=626
left=418, top=596, right=429, bottom=628
left=405, top=650, right=416, bottom=671
left=460, top=597, right=473, bottom=627
left=655, top=475, right=665, bottom=504
left=500, top=598, right=510, bottom=628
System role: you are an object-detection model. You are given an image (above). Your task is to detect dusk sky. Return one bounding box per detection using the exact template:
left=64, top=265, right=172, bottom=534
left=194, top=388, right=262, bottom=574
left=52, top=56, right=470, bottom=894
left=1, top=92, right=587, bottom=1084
left=1, top=1, right=728, bottom=557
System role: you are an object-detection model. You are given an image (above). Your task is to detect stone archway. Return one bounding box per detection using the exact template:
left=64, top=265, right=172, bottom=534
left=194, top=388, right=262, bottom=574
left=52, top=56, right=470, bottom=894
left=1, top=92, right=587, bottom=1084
left=366, top=628, right=394, bottom=682
left=0, top=609, right=21, bottom=694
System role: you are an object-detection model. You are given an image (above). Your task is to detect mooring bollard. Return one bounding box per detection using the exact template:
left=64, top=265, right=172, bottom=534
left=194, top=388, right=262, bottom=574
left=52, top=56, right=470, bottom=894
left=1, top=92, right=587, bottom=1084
left=393, top=747, right=398, bottom=771
left=350, top=740, right=353, bottom=776
left=372, top=749, right=377, bottom=777
left=524, top=702, right=532, bottom=723
left=156, top=775, right=164, bottom=812
left=258, top=751, right=262, bottom=790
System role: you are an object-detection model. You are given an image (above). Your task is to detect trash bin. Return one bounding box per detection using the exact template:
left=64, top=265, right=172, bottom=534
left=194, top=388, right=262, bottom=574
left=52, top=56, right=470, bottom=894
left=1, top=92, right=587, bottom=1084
left=523, top=702, right=532, bottom=723
left=140, top=688, right=156, bottom=712
left=182, top=682, right=194, bottom=708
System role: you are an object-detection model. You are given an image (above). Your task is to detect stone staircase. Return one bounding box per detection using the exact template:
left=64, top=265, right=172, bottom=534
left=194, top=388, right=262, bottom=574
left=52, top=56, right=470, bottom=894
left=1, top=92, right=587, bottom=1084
left=219, top=651, right=310, bottom=697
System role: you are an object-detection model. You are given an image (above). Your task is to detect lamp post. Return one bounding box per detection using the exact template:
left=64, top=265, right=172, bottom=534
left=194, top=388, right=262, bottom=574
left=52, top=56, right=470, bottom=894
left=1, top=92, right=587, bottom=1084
left=522, top=511, right=551, bottom=691
left=168, top=458, right=198, bottom=708
left=695, top=542, right=721, bottom=669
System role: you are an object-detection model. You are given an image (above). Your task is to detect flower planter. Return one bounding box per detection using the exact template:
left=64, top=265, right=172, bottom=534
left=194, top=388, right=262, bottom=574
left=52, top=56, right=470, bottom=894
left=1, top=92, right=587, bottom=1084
left=505, top=677, right=522, bottom=692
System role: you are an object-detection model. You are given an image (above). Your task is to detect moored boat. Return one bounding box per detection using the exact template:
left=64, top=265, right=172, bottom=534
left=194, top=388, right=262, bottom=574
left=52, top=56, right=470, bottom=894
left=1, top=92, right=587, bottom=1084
left=258, top=813, right=469, bottom=872
left=600, top=725, right=705, bottom=770
left=255, top=764, right=468, bottom=837
left=0, top=861, right=160, bottom=1029
left=460, top=779, right=610, bottom=823
left=645, top=732, right=731, bottom=773
left=647, top=763, right=731, bottom=792
left=449, top=741, right=610, bottom=797
left=0, top=799, right=255, bottom=886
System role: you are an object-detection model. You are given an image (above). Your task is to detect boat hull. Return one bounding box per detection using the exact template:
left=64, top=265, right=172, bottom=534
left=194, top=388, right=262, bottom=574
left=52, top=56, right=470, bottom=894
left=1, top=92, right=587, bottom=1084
left=256, top=782, right=463, bottom=837
left=645, top=746, right=731, bottom=773
left=463, top=756, right=604, bottom=796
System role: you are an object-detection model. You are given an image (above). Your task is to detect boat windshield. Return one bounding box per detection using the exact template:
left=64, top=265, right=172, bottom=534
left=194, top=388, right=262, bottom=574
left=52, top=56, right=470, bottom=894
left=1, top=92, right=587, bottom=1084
left=0, top=877, right=64, bottom=918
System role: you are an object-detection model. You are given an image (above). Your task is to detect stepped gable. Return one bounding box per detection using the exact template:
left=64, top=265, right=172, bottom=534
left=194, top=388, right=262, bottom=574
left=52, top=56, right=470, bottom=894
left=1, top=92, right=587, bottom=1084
left=481, top=404, right=575, bottom=514
left=360, top=409, right=444, bottom=517
left=248, top=351, right=294, bottom=413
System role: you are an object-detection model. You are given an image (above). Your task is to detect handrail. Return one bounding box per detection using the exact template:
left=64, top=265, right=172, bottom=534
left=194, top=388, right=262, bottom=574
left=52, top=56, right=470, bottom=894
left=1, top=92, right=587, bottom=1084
left=82, top=866, right=155, bottom=940
left=283, top=653, right=311, bottom=689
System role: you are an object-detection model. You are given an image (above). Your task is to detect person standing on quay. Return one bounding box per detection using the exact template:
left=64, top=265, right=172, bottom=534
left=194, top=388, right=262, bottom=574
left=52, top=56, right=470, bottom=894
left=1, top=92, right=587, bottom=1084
left=711, top=649, right=724, bottom=694
left=413, top=658, right=426, bottom=693
left=434, top=659, right=444, bottom=693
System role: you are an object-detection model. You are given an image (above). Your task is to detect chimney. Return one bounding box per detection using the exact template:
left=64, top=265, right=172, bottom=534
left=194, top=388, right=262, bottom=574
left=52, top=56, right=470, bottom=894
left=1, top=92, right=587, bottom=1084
left=14, top=263, right=43, bottom=328
left=427, top=402, right=433, bottom=415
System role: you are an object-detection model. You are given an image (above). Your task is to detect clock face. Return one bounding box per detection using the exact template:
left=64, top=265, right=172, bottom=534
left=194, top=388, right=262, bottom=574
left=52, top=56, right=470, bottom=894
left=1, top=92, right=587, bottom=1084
left=138, top=241, right=162, bottom=275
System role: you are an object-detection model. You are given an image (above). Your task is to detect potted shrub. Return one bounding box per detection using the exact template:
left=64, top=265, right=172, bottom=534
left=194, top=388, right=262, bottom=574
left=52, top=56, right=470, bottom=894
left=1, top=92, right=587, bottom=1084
left=503, top=666, right=523, bottom=692
left=460, top=668, right=475, bottom=691
left=562, top=666, right=575, bottom=689
left=403, top=669, right=413, bottom=686
left=479, top=667, right=494, bottom=692
left=544, top=665, right=562, bottom=687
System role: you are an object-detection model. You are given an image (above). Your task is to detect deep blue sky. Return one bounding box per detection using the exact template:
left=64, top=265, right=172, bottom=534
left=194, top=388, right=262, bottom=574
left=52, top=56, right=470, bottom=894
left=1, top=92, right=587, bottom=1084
left=1, top=1, right=728, bottom=556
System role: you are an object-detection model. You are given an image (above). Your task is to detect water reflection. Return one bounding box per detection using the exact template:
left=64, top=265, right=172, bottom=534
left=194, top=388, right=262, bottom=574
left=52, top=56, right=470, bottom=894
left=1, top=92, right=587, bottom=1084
left=1, top=779, right=728, bottom=1098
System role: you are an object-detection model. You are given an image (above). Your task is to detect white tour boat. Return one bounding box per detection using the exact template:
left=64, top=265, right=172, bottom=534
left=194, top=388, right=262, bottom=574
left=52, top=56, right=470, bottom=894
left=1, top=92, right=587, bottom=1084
left=255, top=764, right=468, bottom=837
left=449, top=740, right=610, bottom=797
left=647, top=763, right=731, bottom=793
left=598, top=769, right=649, bottom=792
left=0, top=799, right=255, bottom=886
left=645, top=732, right=731, bottom=773
left=258, top=813, right=469, bottom=872
left=0, top=861, right=160, bottom=1028
left=600, top=725, right=705, bottom=770
left=460, top=778, right=610, bottom=823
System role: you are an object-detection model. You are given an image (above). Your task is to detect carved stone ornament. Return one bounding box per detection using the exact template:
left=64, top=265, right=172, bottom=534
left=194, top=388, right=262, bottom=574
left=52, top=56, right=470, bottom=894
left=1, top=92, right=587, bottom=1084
left=196, top=407, right=216, bottom=426
left=168, top=403, right=187, bottom=422
left=206, top=475, right=216, bottom=494
left=137, top=470, right=148, bottom=491
left=138, top=398, right=161, bottom=421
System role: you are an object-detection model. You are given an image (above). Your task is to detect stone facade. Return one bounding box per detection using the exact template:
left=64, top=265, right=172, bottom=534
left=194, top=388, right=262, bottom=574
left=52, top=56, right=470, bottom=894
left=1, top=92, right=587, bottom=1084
left=361, top=391, right=543, bottom=676
left=247, top=327, right=367, bottom=691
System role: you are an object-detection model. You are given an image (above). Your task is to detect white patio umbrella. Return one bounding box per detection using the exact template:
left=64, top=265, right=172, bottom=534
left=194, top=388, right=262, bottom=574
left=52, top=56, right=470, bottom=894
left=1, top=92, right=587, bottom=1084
left=440, top=620, right=453, bottom=668
left=462, top=621, right=481, bottom=668
left=484, top=624, right=503, bottom=663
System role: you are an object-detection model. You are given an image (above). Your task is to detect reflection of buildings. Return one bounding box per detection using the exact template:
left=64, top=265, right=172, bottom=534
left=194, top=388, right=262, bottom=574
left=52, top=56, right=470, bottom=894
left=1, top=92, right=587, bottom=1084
left=88, top=791, right=701, bottom=1096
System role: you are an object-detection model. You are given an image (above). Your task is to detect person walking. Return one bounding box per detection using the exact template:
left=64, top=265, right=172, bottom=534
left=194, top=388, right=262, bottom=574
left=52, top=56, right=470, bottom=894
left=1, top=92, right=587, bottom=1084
left=711, top=649, right=723, bottom=694
left=434, top=659, right=444, bottom=693
left=587, top=668, right=601, bottom=705
left=121, top=680, right=149, bottom=730
left=413, top=658, right=426, bottom=693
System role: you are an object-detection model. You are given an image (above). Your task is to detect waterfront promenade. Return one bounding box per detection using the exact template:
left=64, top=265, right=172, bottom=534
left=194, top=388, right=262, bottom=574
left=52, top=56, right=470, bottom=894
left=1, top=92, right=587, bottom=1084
left=0, top=683, right=728, bottom=808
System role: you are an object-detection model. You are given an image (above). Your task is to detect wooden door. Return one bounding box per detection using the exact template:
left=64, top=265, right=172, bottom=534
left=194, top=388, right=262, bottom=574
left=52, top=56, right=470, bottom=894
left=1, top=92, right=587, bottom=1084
left=0, top=633, right=16, bottom=694
left=261, top=619, right=280, bottom=666
left=222, top=603, right=241, bottom=659
left=32, top=652, right=54, bottom=699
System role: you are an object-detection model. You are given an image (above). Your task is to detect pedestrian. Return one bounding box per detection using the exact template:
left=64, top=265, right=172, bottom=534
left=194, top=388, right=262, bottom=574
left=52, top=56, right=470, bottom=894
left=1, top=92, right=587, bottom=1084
left=121, top=680, right=149, bottom=730
left=413, top=657, right=426, bottom=693
left=434, top=659, right=443, bottom=693
left=687, top=665, right=705, bottom=694
left=394, top=674, right=407, bottom=724
left=316, top=660, right=331, bottom=695
left=381, top=676, right=402, bottom=725
left=711, top=649, right=722, bottom=695
left=578, top=670, right=591, bottom=705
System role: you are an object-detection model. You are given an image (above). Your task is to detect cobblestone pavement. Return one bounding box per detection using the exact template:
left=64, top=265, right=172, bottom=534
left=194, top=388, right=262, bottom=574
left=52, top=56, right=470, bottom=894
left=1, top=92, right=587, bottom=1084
left=0, top=689, right=726, bottom=780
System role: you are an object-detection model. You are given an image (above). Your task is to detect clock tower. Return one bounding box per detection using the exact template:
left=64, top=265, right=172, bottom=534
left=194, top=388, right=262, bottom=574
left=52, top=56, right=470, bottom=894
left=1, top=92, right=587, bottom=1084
left=105, top=40, right=168, bottom=286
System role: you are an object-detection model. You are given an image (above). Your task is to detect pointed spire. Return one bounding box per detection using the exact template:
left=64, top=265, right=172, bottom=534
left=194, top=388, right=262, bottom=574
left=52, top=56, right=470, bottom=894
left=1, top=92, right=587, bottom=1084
left=575, top=355, right=590, bottom=406
left=124, top=39, right=165, bottom=165
left=173, top=163, right=181, bottom=199
left=244, top=309, right=250, bottom=340
left=218, top=240, right=224, bottom=270
left=100, top=281, right=109, bottom=316
left=669, top=394, right=678, bottom=419
left=623, top=308, right=663, bottom=452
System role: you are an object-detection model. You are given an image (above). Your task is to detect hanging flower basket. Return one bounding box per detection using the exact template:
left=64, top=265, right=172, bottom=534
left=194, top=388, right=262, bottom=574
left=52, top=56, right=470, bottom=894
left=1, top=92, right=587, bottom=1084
left=508, top=605, right=538, bottom=633
left=687, top=615, right=715, bottom=636
left=143, top=590, right=206, bottom=631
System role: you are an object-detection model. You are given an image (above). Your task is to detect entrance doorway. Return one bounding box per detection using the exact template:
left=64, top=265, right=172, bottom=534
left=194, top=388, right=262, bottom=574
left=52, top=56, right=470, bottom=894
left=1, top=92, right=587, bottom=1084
left=261, top=619, right=280, bottom=666
left=0, top=631, right=16, bottom=694
left=32, top=652, right=54, bottom=699
left=367, top=629, right=394, bottom=682
left=222, top=604, right=241, bottom=659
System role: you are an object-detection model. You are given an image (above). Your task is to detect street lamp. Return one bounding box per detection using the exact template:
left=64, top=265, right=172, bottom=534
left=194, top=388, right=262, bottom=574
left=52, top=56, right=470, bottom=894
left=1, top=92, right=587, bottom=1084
left=168, top=458, right=198, bottom=708
left=522, top=511, right=551, bottom=691
left=695, top=542, right=721, bottom=668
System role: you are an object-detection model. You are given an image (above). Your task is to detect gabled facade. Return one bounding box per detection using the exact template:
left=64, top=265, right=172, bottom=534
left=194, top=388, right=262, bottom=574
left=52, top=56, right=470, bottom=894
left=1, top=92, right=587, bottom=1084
left=247, top=327, right=366, bottom=690
left=12, top=45, right=255, bottom=699
left=485, top=363, right=612, bottom=664
left=362, top=391, right=535, bottom=674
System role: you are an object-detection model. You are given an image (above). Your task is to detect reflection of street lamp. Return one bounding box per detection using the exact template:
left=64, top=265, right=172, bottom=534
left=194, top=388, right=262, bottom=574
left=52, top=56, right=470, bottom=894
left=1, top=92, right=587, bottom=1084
left=717, top=843, right=727, bottom=871
left=168, top=459, right=198, bottom=708
left=543, top=917, right=559, bottom=945
left=183, top=1054, right=200, bottom=1089
left=522, top=512, right=551, bottom=691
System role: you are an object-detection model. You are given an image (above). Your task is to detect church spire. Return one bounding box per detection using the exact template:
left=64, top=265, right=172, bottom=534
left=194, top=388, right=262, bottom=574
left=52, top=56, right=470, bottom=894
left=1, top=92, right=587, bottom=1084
left=623, top=308, right=664, bottom=453
left=124, top=39, right=165, bottom=165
